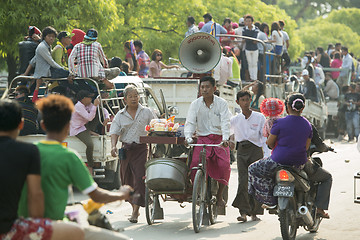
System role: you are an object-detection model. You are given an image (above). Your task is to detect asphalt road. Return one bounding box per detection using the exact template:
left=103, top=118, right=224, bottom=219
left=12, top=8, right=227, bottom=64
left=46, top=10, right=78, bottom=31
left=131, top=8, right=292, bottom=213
left=67, top=139, right=360, bottom=240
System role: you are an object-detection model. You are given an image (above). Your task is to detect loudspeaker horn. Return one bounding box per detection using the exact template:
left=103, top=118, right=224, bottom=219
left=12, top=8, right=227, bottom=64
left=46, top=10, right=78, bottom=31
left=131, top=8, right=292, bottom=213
left=179, top=32, right=221, bottom=73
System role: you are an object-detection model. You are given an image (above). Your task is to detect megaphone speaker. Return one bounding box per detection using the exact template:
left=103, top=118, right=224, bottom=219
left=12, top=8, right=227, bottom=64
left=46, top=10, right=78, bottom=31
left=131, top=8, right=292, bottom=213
left=179, top=32, right=221, bottom=74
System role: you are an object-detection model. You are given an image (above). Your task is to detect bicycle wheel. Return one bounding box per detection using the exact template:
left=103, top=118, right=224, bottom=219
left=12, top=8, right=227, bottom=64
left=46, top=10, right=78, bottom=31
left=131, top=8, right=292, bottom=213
left=192, top=169, right=206, bottom=233
left=145, top=186, right=156, bottom=225
left=207, top=177, right=218, bottom=225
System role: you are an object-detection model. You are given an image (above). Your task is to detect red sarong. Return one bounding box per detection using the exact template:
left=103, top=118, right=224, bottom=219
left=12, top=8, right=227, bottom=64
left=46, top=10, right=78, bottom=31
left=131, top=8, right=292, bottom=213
left=191, top=134, right=231, bottom=185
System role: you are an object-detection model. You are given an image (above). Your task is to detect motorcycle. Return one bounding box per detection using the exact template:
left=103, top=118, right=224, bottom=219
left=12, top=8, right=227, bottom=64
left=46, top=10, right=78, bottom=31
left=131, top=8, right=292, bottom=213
left=268, top=145, right=335, bottom=240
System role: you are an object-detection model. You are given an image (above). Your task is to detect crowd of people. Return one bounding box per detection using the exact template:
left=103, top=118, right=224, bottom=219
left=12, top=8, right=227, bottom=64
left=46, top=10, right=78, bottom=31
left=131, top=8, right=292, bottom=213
left=2, top=13, right=357, bottom=239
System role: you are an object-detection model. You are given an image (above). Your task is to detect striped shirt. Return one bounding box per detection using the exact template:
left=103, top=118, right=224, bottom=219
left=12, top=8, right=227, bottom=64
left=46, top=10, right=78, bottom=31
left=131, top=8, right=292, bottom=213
left=68, top=41, right=108, bottom=78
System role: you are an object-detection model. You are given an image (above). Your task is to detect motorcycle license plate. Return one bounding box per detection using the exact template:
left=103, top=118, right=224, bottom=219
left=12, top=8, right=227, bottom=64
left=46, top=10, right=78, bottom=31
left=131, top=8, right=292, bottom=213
left=273, top=184, right=294, bottom=197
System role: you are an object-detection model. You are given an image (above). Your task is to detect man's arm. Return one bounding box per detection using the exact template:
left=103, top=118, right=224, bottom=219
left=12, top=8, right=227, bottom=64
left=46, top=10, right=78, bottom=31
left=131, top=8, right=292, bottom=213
left=184, top=101, right=197, bottom=140
left=26, top=174, right=44, bottom=218
left=37, top=44, right=63, bottom=69
left=266, top=134, right=277, bottom=149
left=88, top=185, right=133, bottom=204
left=111, top=134, right=119, bottom=157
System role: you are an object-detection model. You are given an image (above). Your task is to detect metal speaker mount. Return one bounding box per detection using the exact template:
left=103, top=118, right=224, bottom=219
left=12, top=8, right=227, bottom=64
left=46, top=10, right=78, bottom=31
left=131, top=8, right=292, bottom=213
left=179, top=32, right=221, bottom=74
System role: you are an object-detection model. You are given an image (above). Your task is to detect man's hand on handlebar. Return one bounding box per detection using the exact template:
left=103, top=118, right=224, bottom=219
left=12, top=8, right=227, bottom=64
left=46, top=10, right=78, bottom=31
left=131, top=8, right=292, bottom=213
left=222, top=140, right=229, bottom=148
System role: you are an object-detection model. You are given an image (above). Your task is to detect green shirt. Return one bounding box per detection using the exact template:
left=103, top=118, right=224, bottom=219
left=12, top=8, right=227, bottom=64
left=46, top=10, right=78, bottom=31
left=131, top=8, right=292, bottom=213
left=52, top=43, right=68, bottom=70
left=18, top=141, right=96, bottom=220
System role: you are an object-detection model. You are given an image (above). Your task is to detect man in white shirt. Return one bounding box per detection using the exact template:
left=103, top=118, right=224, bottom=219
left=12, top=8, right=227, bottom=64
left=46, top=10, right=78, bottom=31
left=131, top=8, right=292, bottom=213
left=213, top=51, right=232, bottom=85
left=184, top=76, right=231, bottom=207
left=279, top=20, right=290, bottom=71
left=338, top=46, right=353, bottom=87
left=230, top=89, right=267, bottom=222
left=185, top=16, right=199, bottom=37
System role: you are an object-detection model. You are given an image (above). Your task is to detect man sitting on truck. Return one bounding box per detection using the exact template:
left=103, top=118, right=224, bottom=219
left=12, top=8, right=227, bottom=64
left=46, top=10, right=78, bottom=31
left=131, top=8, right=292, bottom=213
left=18, top=94, right=133, bottom=240
left=301, top=69, right=319, bottom=102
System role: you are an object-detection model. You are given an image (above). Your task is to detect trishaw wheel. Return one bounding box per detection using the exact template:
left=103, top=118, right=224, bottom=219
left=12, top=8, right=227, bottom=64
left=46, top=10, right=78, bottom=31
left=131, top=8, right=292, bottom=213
left=208, top=178, right=217, bottom=225
left=145, top=186, right=156, bottom=225
left=192, top=169, right=206, bottom=233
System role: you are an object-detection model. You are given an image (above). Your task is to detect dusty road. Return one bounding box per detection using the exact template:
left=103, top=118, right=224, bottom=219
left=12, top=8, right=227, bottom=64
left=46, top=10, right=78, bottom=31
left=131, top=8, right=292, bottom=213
left=67, top=140, right=360, bottom=240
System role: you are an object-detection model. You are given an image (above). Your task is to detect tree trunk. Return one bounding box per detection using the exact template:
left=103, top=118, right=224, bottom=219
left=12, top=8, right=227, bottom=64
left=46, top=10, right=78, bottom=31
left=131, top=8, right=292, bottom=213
left=6, top=53, right=17, bottom=84
left=294, top=0, right=311, bottom=21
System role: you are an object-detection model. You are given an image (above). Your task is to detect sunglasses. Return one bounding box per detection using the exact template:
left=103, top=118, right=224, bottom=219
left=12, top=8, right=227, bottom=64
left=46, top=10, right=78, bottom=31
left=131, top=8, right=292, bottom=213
left=156, top=54, right=162, bottom=56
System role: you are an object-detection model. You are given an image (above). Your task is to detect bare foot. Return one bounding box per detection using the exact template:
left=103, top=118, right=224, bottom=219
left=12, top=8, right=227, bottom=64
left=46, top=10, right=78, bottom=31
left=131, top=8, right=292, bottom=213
left=216, top=198, right=226, bottom=207
left=316, top=209, right=330, bottom=219
left=251, top=215, right=261, bottom=221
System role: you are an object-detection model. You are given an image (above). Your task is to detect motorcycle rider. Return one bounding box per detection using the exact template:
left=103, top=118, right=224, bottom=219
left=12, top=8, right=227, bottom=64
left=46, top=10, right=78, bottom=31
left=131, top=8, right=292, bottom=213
left=248, top=93, right=312, bottom=208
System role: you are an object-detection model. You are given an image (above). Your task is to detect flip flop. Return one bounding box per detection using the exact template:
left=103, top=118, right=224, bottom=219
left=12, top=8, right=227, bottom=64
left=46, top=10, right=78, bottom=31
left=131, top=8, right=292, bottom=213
left=261, top=204, right=276, bottom=209
left=128, top=217, right=138, bottom=223
left=237, top=216, right=247, bottom=222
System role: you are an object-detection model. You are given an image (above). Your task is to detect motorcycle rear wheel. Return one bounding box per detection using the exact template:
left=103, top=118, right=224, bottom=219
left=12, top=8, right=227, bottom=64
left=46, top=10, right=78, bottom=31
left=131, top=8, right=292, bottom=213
left=279, top=198, right=297, bottom=240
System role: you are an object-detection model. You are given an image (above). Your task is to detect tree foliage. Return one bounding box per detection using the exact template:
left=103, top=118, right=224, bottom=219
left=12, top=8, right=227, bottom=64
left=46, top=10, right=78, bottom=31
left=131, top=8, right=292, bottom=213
left=261, top=0, right=360, bottom=21
left=1, top=0, right=302, bottom=80
left=324, top=8, right=360, bottom=35
left=297, top=22, right=360, bottom=56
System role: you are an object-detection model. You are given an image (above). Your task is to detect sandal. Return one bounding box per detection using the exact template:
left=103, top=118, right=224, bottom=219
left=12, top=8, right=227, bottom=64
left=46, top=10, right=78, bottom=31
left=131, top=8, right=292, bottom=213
left=261, top=204, right=276, bottom=209
left=237, top=215, right=247, bottom=222
left=128, top=217, right=138, bottom=223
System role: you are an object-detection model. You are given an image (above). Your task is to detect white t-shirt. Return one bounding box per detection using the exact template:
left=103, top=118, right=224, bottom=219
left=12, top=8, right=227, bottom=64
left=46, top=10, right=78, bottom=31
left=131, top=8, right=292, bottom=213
left=271, top=30, right=283, bottom=46
left=230, top=111, right=270, bottom=157
left=281, top=30, right=289, bottom=53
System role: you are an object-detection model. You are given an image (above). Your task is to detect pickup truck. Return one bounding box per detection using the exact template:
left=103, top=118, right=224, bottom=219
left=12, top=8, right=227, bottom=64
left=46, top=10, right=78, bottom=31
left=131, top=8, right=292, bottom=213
left=264, top=81, right=328, bottom=139
left=5, top=76, right=165, bottom=189
left=144, top=77, right=240, bottom=123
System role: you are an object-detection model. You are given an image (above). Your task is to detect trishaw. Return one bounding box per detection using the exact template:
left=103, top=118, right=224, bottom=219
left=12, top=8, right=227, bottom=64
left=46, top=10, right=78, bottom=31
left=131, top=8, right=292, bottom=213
left=140, top=134, right=225, bottom=233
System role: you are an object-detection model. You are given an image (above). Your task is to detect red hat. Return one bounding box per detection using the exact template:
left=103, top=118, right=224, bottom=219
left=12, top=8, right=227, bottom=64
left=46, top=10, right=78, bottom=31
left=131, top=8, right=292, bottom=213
left=232, top=22, right=239, bottom=29
left=260, top=98, right=285, bottom=117
left=28, top=26, right=41, bottom=36
left=198, top=22, right=205, bottom=30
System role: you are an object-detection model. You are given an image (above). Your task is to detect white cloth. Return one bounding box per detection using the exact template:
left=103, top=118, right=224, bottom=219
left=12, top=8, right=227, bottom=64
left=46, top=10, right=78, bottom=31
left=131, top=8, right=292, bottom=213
left=184, top=96, right=231, bottom=141
left=271, top=30, right=283, bottom=46
left=324, top=79, right=339, bottom=99
left=257, top=31, right=268, bottom=54
left=281, top=30, right=289, bottom=53
left=234, top=26, right=245, bottom=50
left=213, top=54, right=232, bottom=85
left=230, top=111, right=270, bottom=157
left=340, top=53, right=353, bottom=77
left=109, top=104, right=155, bottom=144
left=245, top=49, right=259, bottom=81
left=314, top=66, right=325, bottom=86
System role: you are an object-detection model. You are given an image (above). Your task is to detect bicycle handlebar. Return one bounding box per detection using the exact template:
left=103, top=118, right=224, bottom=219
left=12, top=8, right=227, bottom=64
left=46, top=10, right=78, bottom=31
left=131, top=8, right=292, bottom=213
left=188, top=143, right=224, bottom=147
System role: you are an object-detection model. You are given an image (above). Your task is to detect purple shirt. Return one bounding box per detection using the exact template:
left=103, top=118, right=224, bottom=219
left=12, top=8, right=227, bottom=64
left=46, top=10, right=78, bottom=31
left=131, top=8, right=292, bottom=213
left=270, top=115, right=312, bottom=166
left=70, top=101, right=97, bottom=136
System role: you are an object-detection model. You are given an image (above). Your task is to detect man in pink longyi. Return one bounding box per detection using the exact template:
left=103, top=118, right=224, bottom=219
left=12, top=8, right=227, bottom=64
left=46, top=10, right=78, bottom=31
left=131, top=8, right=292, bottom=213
left=184, top=76, right=231, bottom=207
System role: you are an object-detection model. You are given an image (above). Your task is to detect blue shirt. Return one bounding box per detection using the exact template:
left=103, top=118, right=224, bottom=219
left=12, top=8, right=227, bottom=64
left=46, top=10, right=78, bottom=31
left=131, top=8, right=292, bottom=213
left=270, top=115, right=312, bottom=166
left=242, top=25, right=259, bottom=51
left=200, top=21, right=227, bottom=41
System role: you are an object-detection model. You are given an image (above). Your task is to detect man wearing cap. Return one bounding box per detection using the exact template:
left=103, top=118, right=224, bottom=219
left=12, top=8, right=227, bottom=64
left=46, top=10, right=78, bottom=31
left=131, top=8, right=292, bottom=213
left=52, top=31, right=74, bottom=70
left=301, top=69, right=318, bottom=102
left=69, top=28, right=119, bottom=89
left=230, top=89, right=267, bottom=222
left=199, top=13, right=227, bottom=41
left=70, top=90, right=100, bottom=174
left=18, top=26, right=42, bottom=74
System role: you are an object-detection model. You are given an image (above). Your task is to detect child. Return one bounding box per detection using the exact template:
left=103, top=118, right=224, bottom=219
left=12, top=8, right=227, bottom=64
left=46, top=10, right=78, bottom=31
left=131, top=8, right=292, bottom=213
left=260, top=98, right=285, bottom=139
